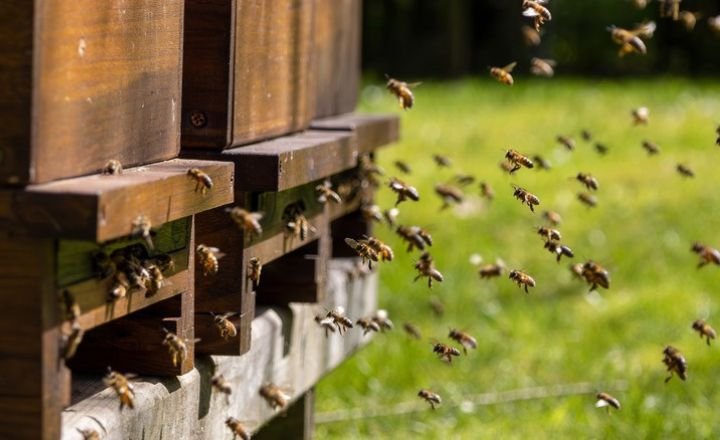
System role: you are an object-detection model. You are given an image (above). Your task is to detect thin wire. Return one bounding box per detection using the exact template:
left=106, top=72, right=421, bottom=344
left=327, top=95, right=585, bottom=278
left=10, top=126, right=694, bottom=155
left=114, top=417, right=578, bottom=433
left=315, top=380, right=628, bottom=424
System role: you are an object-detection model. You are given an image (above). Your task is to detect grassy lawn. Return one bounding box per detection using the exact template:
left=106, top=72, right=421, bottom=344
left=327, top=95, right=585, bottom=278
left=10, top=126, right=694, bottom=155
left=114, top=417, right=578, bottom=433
left=315, top=78, right=720, bottom=439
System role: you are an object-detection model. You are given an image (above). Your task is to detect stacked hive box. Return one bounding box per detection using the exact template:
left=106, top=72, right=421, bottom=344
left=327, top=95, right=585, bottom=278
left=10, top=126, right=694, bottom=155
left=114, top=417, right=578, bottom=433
left=0, top=1, right=398, bottom=439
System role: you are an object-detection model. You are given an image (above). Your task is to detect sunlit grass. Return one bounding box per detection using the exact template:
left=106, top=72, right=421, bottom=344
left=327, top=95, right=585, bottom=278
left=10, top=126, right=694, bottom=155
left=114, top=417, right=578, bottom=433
left=315, top=78, right=720, bottom=439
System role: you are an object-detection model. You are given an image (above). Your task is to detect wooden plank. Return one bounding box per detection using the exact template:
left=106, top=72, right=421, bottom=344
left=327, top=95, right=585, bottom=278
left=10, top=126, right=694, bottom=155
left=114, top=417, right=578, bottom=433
left=183, top=130, right=357, bottom=192
left=0, top=159, right=233, bottom=241
left=254, top=389, right=315, bottom=440
left=311, top=113, right=401, bottom=154
left=0, top=238, right=70, bottom=440
left=0, top=0, right=184, bottom=185
left=313, top=0, right=361, bottom=118
left=60, top=258, right=378, bottom=439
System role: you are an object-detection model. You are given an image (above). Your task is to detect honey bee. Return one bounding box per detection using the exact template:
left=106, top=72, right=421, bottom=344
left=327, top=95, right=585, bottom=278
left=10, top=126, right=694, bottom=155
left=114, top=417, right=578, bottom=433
left=570, top=262, right=585, bottom=280
left=691, top=242, right=720, bottom=268
left=394, top=160, right=412, bottom=175
left=326, top=306, right=354, bottom=335
left=678, top=11, right=700, bottom=31
left=530, top=58, right=556, bottom=77
left=187, top=168, right=213, bottom=194
left=522, top=0, right=552, bottom=31
left=499, top=160, right=515, bottom=174
left=662, top=345, right=688, bottom=383
left=453, top=174, right=475, bottom=187
left=162, top=328, right=188, bottom=367
left=259, top=383, right=290, bottom=410
left=504, top=149, right=534, bottom=174
left=490, top=62, right=517, bottom=86
left=213, top=313, right=238, bottom=340
left=388, top=177, right=420, bottom=206
left=77, top=428, right=101, bottom=440
left=710, top=16, right=720, bottom=34
left=396, top=225, right=433, bottom=252
left=532, top=155, right=551, bottom=171
left=110, top=271, right=130, bottom=300
left=361, top=204, right=384, bottom=223
left=372, top=309, right=394, bottom=332
left=196, top=244, right=224, bottom=277
left=658, top=0, right=682, bottom=20
left=356, top=318, right=381, bottom=335
left=403, top=322, right=422, bottom=340
left=103, top=368, right=135, bottom=410
left=581, top=261, right=610, bottom=291
left=435, top=184, right=464, bottom=210
left=632, top=21, right=657, bottom=39
left=632, top=107, right=650, bottom=125
left=521, top=25, right=541, bottom=47
left=364, top=236, right=394, bottom=261
left=512, top=185, right=540, bottom=212
left=691, top=319, right=716, bottom=346
left=61, top=320, right=85, bottom=360
left=537, top=227, right=561, bottom=242
left=607, top=26, right=647, bottom=57
left=383, top=207, right=400, bottom=227
left=316, top=180, right=342, bottom=204
left=102, top=159, right=123, bottom=176
left=144, top=264, right=166, bottom=296
left=478, top=260, right=506, bottom=279
left=225, top=417, right=250, bottom=440
left=414, top=252, right=444, bottom=288
left=543, top=241, right=575, bottom=262
left=418, top=389, right=442, bottom=410
left=595, top=392, right=621, bottom=412
left=478, top=182, right=494, bottom=202
left=211, top=374, right=232, bottom=403
left=284, top=207, right=316, bottom=242
left=595, top=143, right=609, bottom=155
left=345, top=238, right=379, bottom=269
left=509, top=269, right=536, bottom=293
left=577, top=192, right=598, bottom=208
left=131, top=215, right=154, bottom=250
left=226, top=207, right=264, bottom=238
left=429, top=298, right=445, bottom=317
left=448, top=329, right=477, bottom=354
left=581, top=130, right=592, bottom=142
left=641, top=140, right=660, bottom=155
left=433, top=154, right=452, bottom=168
left=432, top=341, right=461, bottom=363
left=542, top=210, right=562, bottom=226
left=576, top=173, right=599, bottom=191
left=676, top=163, right=694, bottom=178
left=385, top=75, right=421, bottom=110
left=247, top=257, right=262, bottom=287
left=556, top=135, right=575, bottom=151
left=315, top=315, right=337, bottom=337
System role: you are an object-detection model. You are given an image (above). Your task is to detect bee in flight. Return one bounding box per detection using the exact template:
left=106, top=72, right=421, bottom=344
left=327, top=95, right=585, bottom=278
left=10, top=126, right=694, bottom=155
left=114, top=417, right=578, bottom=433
left=480, top=181, right=495, bottom=201
left=162, top=328, right=189, bottom=367
left=691, top=242, right=720, bottom=268
left=211, top=374, right=233, bottom=403
left=580, top=261, right=610, bottom=291
left=103, top=368, right=136, bottom=410
left=577, top=192, right=598, bottom=208
left=403, top=322, right=422, bottom=340
left=691, top=319, right=716, bottom=346
left=432, top=341, right=461, bottom=363
left=394, top=160, right=412, bottom=175
left=433, top=154, right=452, bottom=168
left=315, top=180, right=342, bottom=204
left=676, top=163, right=694, bottom=178
left=372, top=309, right=395, bottom=332
left=448, top=328, right=477, bottom=354
left=544, top=241, right=574, bottom=262
left=512, top=185, right=540, bottom=212
left=196, top=244, right=225, bottom=277
left=435, top=184, right=464, bottom=210
left=388, top=177, right=420, bottom=206
left=662, top=345, right=688, bottom=383
left=632, top=107, right=650, bottom=125
left=641, top=140, right=660, bottom=155
left=576, top=173, right=599, bottom=191
left=509, top=269, right=536, bottom=293
left=212, top=313, right=238, bottom=340
left=225, top=417, right=250, bottom=440
left=543, top=210, right=562, bottom=226
left=530, top=58, right=556, bottom=77
left=607, top=26, right=647, bottom=57
left=226, top=207, right=264, bottom=238
left=537, top=226, right=561, bottom=242
left=595, top=143, right=609, bottom=155
left=504, top=149, right=534, bottom=174
left=356, top=317, right=381, bottom=335
left=532, top=155, right=551, bottom=171
left=259, top=383, right=291, bottom=410
left=418, top=389, right=442, bottom=410
left=385, top=75, right=421, bottom=110
left=396, top=225, right=433, bottom=252
left=187, top=168, right=213, bottom=195
left=414, top=252, right=444, bottom=288
left=490, top=62, right=517, bottom=86
left=556, top=135, right=575, bottom=151
left=658, top=0, right=682, bottom=20
left=595, top=392, right=621, bottom=413
left=345, top=237, right=379, bottom=269
left=521, top=25, right=541, bottom=46
left=522, top=0, right=552, bottom=31
left=678, top=11, right=700, bottom=31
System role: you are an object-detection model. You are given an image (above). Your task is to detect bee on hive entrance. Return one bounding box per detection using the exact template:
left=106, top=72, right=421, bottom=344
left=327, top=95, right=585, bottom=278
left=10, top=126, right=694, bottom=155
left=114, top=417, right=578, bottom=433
left=103, top=368, right=136, bottom=410
left=102, top=159, right=123, bottom=175
left=162, top=328, right=189, bottom=367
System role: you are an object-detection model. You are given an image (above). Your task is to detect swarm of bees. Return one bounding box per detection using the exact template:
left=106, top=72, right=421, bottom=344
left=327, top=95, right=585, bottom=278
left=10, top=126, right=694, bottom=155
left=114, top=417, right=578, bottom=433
left=94, top=244, right=174, bottom=301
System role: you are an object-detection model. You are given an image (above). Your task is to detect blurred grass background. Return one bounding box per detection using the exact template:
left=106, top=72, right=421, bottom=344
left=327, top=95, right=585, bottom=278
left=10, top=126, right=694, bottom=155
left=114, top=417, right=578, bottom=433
left=315, top=78, right=720, bottom=438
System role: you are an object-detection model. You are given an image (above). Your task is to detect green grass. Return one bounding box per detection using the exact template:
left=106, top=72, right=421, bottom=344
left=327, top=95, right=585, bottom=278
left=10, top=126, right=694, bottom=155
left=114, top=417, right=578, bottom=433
left=315, top=78, right=720, bottom=439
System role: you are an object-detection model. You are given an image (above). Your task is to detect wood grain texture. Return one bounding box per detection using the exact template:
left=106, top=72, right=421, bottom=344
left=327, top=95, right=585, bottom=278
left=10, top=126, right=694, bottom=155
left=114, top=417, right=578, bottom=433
left=0, top=0, right=184, bottom=184
left=60, top=258, right=378, bottom=439
left=313, top=0, right=361, bottom=118
left=0, top=159, right=233, bottom=241
left=310, top=113, right=401, bottom=154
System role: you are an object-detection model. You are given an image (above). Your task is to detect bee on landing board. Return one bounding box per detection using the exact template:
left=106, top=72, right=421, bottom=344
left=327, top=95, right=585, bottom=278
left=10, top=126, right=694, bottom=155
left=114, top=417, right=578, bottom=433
left=187, top=168, right=213, bottom=195
left=522, top=1, right=552, bottom=31
left=676, top=163, right=694, bottom=178
left=388, top=177, right=420, bottom=206
left=226, top=207, right=264, bottom=238
left=504, top=149, right=534, bottom=174
left=662, top=345, right=688, bottom=383
left=403, top=322, right=422, bottom=340
left=259, top=384, right=290, bottom=410
left=509, top=269, right=536, bottom=294
left=247, top=257, right=262, bottom=287
left=632, top=107, right=650, bottom=125
left=211, top=374, right=233, bottom=403
left=595, top=392, right=621, bottom=413
left=512, top=185, right=540, bottom=212
left=418, top=389, right=442, bottom=410
left=530, top=57, right=556, bottom=77
left=103, top=368, right=136, bottom=410
left=212, top=313, right=238, bottom=340
left=691, top=319, right=716, bottom=346
left=385, top=75, right=421, bottom=110
left=432, top=341, right=461, bottom=363
left=225, top=417, right=250, bottom=440
left=162, top=329, right=189, bottom=367
left=607, top=26, right=647, bottom=57
left=196, top=244, right=225, bottom=277
left=490, top=62, right=517, bottom=86
left=691, top=242, right=720, bottom=268
left=414, top=252, right=444, bottom=288
left=102, top=159, right=123, bottom=176
left=315, top=179, right=342, bottom=204
left=448, top=328, right=477, bottom=354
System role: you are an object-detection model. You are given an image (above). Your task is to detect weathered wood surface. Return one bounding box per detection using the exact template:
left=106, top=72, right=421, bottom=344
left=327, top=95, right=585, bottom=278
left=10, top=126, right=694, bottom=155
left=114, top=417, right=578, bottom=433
left=182, top=0, right=316, bottom=149
left=311, top=113, right=401, bottom=154
left=0, top=239, right=70, bottom=440
left=313, top=0, right=362, bottom=118
left=0, top=159, right=233, bottom=241
left=60, top=258, right=378, bottom=439
left=254, top=389, right=315, bottom=440
left=0, top=0, right=183, bottom=185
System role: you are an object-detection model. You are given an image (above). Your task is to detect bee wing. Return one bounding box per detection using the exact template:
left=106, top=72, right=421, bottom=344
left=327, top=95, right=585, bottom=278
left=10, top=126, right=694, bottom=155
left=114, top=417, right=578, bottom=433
left=595, top=399, right=610, bottom=408
left=407, top=82, right=422, bottom=88
left=522, top=7, right=540, bottom=17
left=344, top=237, right=359, bottom=248
left=251, top=212, right=264, bottom=221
